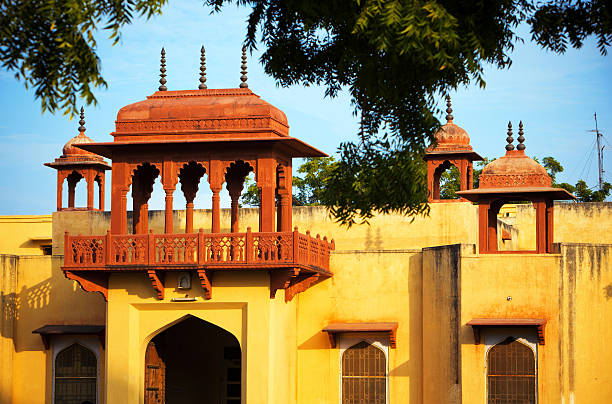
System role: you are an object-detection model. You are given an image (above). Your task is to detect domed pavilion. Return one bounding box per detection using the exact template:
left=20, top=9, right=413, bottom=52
left=457, top=121, right=574, bottom=253
left=424, top=96, right=483, bottom=202
left=60, top=48, right=334, bottom=301
left=45, top=108, right=110, bottom=211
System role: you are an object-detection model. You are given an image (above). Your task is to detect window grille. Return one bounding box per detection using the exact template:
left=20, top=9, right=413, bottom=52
left=487, top=338, right=536, bottom=404
left=55, top=344, right=97, bottom=404
left=342, top=341, right=386, bottom=404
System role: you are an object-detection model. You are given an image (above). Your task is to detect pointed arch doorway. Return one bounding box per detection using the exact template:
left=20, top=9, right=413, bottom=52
left=144, top=316, right=242, bottom=404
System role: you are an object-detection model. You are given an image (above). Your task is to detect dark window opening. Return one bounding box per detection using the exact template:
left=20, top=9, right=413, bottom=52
left=54, top=344, right=97, bottom=404
left=342, top=341, right=386, bottom=404
left=487, top=338, right=536, bottom=404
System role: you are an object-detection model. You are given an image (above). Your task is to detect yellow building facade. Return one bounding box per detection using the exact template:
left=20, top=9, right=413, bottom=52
left=1, top=203, right=611, bottom=404
left=1, top=78, right=611, bottom=404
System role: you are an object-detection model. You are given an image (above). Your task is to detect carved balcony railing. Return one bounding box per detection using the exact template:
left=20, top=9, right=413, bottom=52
left=63, top=227, right=334, bottom=274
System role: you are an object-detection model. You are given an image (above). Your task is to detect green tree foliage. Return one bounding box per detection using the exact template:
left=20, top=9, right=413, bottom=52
left=206, top=0, right=610, bottom=225
left=0, top=0, right=166, bottom=115
left=240, top=157, right=337, bottom=207
left=573, top=180, right=612, bottom=202
left=240, top=177, right=260, bottom=207
left=438, top=157, right=492, bottom=199
left=293, top=157, right=336, bottom=205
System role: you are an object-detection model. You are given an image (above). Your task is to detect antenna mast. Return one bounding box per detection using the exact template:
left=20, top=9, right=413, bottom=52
left=594, top=113, right=605, bottom=190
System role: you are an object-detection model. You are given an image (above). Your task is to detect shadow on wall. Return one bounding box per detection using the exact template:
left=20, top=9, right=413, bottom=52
left=0, top=255, right=106, bottom=352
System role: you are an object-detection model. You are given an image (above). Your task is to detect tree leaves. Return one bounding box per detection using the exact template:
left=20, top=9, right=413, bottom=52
left=0, top=0, right=166, bottom=116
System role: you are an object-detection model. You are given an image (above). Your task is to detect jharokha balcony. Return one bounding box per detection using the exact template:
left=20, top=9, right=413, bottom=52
left=63, top=227, right=333, bottom=302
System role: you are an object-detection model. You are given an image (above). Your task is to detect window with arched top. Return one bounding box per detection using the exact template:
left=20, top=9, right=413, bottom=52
left=487, top=338, right=536, bottom=404
left=342, top=341, right=387, bottom=404
left=54, top=343, right=97, bottom=404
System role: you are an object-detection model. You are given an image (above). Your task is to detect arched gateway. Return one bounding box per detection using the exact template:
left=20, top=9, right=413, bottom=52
left=145, top=316, right=241, bottom=404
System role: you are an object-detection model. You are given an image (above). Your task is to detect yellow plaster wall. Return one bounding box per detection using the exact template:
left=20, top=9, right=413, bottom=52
left=0, top=255, right=18, bottom=404
left=0, top=216, right=52, bottom=256
left=53, top=202, right=478, bottom=254
left=105, top=270, right=298, bottom=404
left=459, top=252, right=562, bottom=404
left=3, top=255, right=105, bottom=404
left=516, top=202, right=612, bottom=249
left=420, top=243, right=612, bottom=404
left=295, top=250, right=423, bottom=403
left=557, top=243, right=612, bottom=403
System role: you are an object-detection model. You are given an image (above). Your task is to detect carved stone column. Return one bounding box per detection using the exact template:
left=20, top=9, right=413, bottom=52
left=257, top=158, right=276, bottom=232
left=86, top=171, right=95, bottom=210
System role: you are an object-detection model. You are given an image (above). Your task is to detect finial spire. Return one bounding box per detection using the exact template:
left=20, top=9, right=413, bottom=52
left=159, top=47, right=167, bottom=91
left=198, top=45, right=207, bottom=90
left=517, top=121, right=525, bottom=150
left=445, top=94, right=453, bottom=123
left=78, top=107, right=86, bottom=133
left=239, top=46, right=248, bottom=88
left=505, top=121, right=515, bottom=151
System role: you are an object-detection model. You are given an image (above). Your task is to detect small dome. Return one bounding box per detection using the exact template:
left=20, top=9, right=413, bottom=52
left=479, top=150, right=552, bottom=188
left=433, top=122, right=472, bottom=150
left=62, top=132, right=98, bottom=157
left=427, top=95, right=473, bottom=152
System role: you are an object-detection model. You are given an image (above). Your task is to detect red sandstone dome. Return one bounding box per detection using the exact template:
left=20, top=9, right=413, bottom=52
left=62, top=132, right=99, bottom=158
left=432, top=121, right=472, bottom=151
left=112, top=88, right=289, bottom=140
left=479, top=150, right=552, bottom=188
left=428, top=96, right=473, bottom=152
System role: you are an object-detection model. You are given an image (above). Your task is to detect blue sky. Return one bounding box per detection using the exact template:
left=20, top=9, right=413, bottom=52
left=0, top=1, right=610, bottom=214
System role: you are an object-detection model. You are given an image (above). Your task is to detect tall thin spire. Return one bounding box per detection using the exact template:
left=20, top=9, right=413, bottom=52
left=78, top=107, right=86, bottom=133
left=159, top=47, right=167, bottom=91
left=445, top=95, right=453, bottom=123
left=198, top=45, right=207, bottom=90
left=505, top=121, right=515, bottom=151
left=517, top=121, right=525, bottom=150
left=239, top=46, right=248, bottom=88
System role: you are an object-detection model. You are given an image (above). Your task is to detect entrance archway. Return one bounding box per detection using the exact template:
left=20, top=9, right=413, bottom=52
left=145, top=316, right=241, bottom=404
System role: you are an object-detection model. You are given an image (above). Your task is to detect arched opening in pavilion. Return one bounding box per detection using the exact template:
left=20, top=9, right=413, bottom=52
left=145, top=316, right=241, bottom=404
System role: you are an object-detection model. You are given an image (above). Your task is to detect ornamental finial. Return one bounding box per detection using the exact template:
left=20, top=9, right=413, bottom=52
left=445, top=95, right=453, bottom=123
left=78, top=107, right=86, bottom=133
left=159, top=47, right=167, bottom=91
left=239, top=46, right=248, bottom=88
left=505, top=121, right=515, bottom=151
left=517, top=121, right=526, bottom=150
left=198, top=45, right=207, bottom=90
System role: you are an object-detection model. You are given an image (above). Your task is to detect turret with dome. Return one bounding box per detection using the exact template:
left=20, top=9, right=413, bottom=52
left=45, top=108, right=110, bottom=211
left=424, top=95, right=483, bottom=202
left=457, top=121, right=574, bottom=253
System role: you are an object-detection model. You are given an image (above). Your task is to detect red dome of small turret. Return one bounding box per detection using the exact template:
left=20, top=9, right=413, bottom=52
left=428, top=96, right=473, bottom=152
left=478, top=122, right=552, bottom=189
left=62, top=131, right=98, bottom=157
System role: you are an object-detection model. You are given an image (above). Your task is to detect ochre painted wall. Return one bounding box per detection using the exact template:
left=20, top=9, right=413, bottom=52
left=295, top=250, right=423, bottom=404
left=105, top=270, right=298, bottom=404
left=4, top=202, right=612, bottom=404
left=421, top=243, right=612, bottom=404
left=0, top=216, right=51, bottom=256
left=2, top=255, right=105, bottom=404
left=515, top=202, right=612, bottom=249
left=53, top=203, right=478, bottom=254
